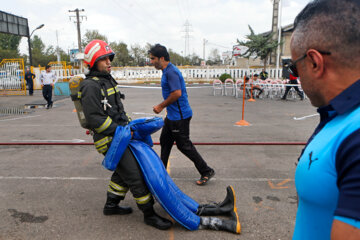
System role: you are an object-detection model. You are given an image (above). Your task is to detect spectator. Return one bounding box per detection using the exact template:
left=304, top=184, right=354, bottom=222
left=289, top=0, right=360, bottom=239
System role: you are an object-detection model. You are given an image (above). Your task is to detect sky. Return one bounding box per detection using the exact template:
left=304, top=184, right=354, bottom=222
left=2, top=0, right=312, bottom=59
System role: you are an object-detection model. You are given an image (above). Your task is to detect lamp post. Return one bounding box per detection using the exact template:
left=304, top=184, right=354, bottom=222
left=27, top=24, right=45, bottom=67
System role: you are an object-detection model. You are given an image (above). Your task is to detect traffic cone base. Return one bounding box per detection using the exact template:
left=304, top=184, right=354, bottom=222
left=235, top=120, right=250, bottom=126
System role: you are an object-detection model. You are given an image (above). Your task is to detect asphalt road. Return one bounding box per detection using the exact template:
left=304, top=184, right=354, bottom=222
left=0, top=86, right=318, bottom=240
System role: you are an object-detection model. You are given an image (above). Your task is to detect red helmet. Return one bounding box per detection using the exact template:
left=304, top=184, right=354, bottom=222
left=84, top=39, right=115, bottom=68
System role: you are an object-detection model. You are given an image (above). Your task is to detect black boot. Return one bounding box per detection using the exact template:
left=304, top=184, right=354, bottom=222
left=199, top=216, right=241, bottom=234
left=143, top=207, right=173, bottom=230
left=197, top=185, right=236, bottom=216
left=103, top=193, right=133, bottom=215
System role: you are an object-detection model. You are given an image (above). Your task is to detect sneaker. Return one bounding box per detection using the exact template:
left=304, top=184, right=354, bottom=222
left=196, top=169, right=215, bottom=186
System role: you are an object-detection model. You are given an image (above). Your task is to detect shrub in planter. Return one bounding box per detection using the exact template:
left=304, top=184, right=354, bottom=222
left=219, top=73, right=232, bottom=83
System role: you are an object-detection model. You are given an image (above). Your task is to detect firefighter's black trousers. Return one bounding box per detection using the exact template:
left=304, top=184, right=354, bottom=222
left=108, top=147, right=154, bottom=211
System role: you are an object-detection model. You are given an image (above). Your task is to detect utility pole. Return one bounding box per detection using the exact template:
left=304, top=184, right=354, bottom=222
left=68, top=8, right=86, bottom=52
left=56, top=30, right=60, bottom=62
left=275, top=0, right=282, bottom=78
left=203, top=39, right=208, bottom=61
left=270, top=0, right=280, bottom=69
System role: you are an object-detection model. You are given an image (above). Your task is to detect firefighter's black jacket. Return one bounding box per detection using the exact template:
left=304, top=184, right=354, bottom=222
left=80, top=70, right=129, bottom=154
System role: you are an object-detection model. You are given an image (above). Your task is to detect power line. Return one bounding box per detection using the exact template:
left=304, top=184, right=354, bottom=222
left=175, top=0, right=185, bottom=22
left=111, top=0, right=162, bottom=37
left=207, top=41, right=230, bottom=49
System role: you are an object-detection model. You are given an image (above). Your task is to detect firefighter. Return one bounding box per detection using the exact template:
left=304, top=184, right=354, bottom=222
left=80, top=39, right=172, bottom=230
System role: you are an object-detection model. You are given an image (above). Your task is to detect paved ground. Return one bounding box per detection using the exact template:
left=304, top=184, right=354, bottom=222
left=0, top=86, right=319, bottom=240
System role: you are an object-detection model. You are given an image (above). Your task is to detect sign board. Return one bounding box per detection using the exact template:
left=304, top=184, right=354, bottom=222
left=232, top=45, right=247, bottom=57
left=69, top=49, right=79, bottom=62
left=222, top=51, right=232, bottom=59
left=0, top=11, right=29, bottom=36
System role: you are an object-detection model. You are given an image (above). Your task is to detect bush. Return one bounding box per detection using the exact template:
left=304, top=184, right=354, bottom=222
left=219, top=73, right=232, bottom=83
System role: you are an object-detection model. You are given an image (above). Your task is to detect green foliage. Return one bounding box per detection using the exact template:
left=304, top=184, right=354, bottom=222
left=31, top=36, right=56, bottom=66
left=110, top=41, right=131, bottom=67
left=237, top=25, right=281, bottom=68
left=0, top=33, right=22, bottom=62
left=0, top=33, right=22, bottom=50
left=169, top=49, right=184, bottom=65
left=130, top=44, right=147, bottom=66
left=31, top=35, right=45, bottom=54
left=219, top=73, right=232, bottom=83
left=82, top=30, right=108, bottom=49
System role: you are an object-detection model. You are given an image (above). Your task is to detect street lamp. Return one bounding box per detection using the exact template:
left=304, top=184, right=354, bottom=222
left=27, top=24, right=45, bottom=67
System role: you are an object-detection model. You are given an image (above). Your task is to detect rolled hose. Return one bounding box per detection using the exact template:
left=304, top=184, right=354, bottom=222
left=104, top=117, right=200, bottom=230
left=129, top=140, right=200, bottom=230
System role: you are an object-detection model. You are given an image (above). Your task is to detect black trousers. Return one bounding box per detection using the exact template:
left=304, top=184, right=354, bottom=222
left=42, top=85, right=53, bottom=106
left=27, top=80, right=33, bottom=95
left=160, top=117, right=212, bottom=176
left=282, top=86, right=304, bottom=99
left=110, top=147, right=153, bottom=211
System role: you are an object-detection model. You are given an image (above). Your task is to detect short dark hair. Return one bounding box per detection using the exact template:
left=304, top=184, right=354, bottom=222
left=254, top=74, right=258, bottom=77
left=148, top=44, right=170, bottom=61
left=292, top=0, right=360, bottom=67
left=45, top=65, right=51, bottom=70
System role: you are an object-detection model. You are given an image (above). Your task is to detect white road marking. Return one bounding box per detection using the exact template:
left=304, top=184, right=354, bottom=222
left=293, top=113, right=319, bottom=120
left=118, top=85, right=211, bottom=89
left=0, top=124, right=78, bottom=127
left=132, top=112, right=164, bottom=117
left=11, top=139, right=85, bottom=143
left=0, top=114, right=42, bottom=122
left=0, top=176, right=294, bottom=182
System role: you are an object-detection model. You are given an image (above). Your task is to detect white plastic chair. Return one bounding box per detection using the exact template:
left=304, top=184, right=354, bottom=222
left=213, top=79, right=223, bottom=96
left=224, top=78, right=235, bottom=96
left=235, top=79, right=244, bottom=98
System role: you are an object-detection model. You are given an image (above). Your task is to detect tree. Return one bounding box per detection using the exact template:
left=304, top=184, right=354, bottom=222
left=31, top=35, right=46, bottom=53
left=189, top=54, right=202, bottom=66
left=0, top=33, right=22, bottom=62
left=207, top=48, right=222, bottom=66
left=168, top=49, right=185, bottom=66
left=82, top=30, right=108, bottom=49
left=130, top=44, right=147, bottom=66
left=31, top=35, right=58, bottom=66
left=237, top=25, right=281, bottom=69
left=110, top=41, right=131, bottom=67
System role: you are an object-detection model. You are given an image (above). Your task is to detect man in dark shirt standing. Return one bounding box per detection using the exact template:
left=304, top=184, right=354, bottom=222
left=149, top=44, right=215, bottom=185
left=24, top=67, right=35, bottom=96
left=259, top=69, right=268, bottom=80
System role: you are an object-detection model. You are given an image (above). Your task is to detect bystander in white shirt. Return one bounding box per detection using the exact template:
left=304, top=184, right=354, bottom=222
left=40, top=70, right=57, bottom=85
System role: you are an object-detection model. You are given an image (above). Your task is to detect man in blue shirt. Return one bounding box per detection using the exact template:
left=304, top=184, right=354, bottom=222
left=149, top=44, right=215, bottom=185
left=25, top=67, right=35, bottom=96
left=288, top=0, right=360, bottom=239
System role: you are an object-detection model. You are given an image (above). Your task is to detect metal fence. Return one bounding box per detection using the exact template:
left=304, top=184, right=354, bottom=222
left=0, top=59, right=26, bottom=95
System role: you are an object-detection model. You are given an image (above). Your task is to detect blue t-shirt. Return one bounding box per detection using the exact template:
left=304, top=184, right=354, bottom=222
left=293, top=80, right=360, bottom=239
left=161, top=63, right=192, bottom=121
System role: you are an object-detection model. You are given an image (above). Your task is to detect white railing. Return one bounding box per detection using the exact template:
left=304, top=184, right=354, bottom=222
left=31, top=66, right=283, bottom=86
left=111, top=66, right=282, bottom=82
